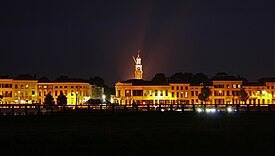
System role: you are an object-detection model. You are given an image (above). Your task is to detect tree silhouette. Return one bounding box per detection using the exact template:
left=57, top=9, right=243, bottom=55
left=192, top=73, right=209, bottom=85
left=152, top=73, right=167, bottom=83
left=44, top=92, right=54, bottom=105
left=170, top=72, right=193, bottom=83
left=198, top=86, right=212, bottom=104
left=57, top=91, right=67, bottom=106
left=239, top=88, right=249, bottom=104
left=89, top=76, right=105, bottom=87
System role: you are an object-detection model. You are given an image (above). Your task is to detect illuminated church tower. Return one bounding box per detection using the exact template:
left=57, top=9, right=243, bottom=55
left=132, top=51, right=143, bottom=79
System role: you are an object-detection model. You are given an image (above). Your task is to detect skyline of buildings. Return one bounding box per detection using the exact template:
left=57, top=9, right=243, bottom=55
left=0, top=75, right=104, bottom=104
left=112, top=52, right=275, bottom=105
left=2, top=52, right=275, bottom=105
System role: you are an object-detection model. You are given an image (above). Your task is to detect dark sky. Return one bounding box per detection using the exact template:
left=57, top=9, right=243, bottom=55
left=1, top=0, right=275, bottom=85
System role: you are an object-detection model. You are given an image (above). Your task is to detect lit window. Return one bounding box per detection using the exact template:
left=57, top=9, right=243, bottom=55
left=149, top=90, right=152, bottom=96
left=125, top=90, right=131, bottom=96
left=143, top=90, right=147, bottom=96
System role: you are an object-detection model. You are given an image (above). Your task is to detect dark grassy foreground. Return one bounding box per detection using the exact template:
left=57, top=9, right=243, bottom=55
left=0, top=112, right=275, bottom=156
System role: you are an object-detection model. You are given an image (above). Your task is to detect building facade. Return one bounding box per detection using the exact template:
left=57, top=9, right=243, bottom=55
left=0, top=76, right=104, bottom=105
left=113, top=79, right=275, bottom=105
left=112, top=54, right=275, bottom=105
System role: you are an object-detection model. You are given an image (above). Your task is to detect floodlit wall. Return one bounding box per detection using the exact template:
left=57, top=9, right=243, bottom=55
left=0, top=79, right=104, bottom=105
left=114, top=80, right=275, bottom=105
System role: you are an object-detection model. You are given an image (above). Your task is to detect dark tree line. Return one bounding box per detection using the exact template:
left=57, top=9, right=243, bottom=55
left=44, top=92, right=67, bottom=105
left=151, top=72, right=210, bottom=85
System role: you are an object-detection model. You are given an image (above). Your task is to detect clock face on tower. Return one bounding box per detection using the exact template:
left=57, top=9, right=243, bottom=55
left=137, top=67, right=140, bottom=70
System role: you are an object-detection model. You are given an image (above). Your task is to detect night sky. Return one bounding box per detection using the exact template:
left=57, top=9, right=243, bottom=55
left=1, top=0, right=275, bottom=85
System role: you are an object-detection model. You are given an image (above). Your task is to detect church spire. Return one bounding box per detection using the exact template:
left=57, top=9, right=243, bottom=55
left=133, top=50, right=143, bottom=79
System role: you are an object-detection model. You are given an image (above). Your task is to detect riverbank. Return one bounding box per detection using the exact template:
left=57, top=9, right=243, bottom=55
left=0, top=112, right=274, bottom=155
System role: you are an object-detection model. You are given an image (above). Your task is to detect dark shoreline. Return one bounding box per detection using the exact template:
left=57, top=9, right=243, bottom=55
left=0, top=112, right=274, bottom=155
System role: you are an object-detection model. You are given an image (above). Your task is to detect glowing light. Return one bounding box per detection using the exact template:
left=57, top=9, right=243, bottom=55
left=161, top=109, right=165, bottom=112
left=206, top=108, right=216, bottom=113
left=83, top=96, right=90, bottom=103
left=227, top=107, right=232, bottom=112
left=102, top=94, right=106, bottom=102
left=197, top=108, right=203, bottom=112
